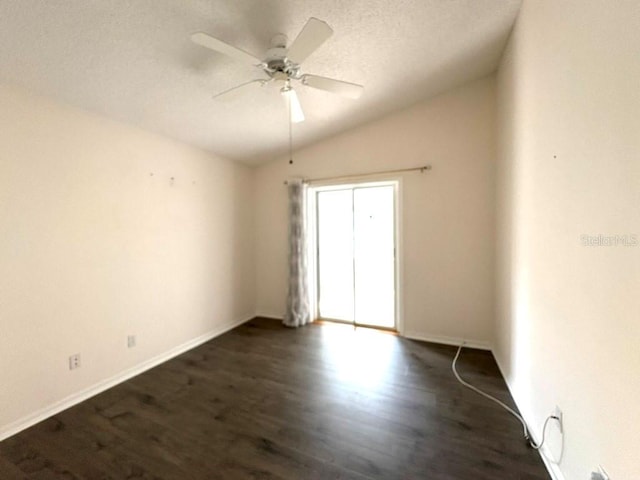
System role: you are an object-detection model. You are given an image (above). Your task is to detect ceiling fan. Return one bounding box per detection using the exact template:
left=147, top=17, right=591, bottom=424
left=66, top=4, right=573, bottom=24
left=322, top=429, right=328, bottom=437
left=191, top=18, right=364, bottom=123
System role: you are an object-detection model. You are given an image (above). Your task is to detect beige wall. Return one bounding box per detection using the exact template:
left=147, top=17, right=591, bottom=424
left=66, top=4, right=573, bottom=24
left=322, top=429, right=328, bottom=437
left=0, top=84, right=255, bottom=436
left=496, top=1, right=640, bottom=479
left=254, top=76, right=497, bottom=346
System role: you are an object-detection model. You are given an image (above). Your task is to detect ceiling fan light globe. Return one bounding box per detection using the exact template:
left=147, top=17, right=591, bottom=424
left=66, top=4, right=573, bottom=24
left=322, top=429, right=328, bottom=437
left=281, top=88, right=305, bottom=123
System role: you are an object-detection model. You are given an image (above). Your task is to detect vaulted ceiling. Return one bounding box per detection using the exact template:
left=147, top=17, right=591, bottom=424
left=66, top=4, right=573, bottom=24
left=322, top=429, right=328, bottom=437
left=0, top=0, right=521, bottom=165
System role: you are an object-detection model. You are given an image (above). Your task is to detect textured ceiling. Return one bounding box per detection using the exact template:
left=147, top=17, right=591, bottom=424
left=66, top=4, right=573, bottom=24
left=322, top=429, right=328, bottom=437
left=0, top=0, right=521, bottom=165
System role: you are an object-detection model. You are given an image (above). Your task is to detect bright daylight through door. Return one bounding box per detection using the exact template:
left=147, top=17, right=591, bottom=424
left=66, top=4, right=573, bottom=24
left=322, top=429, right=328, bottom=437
left=315, top=183, right=396, bottom=329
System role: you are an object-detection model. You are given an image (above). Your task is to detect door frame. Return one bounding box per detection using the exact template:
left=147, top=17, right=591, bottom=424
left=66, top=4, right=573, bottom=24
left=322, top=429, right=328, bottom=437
left=306, top=178, right=403, bottom=334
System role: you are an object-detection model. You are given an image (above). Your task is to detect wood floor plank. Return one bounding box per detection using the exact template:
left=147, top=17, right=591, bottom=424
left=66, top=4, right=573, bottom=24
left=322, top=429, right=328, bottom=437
left=0, top=318, right=550, bottom=479
left=0, top=454, right=29, bottom=480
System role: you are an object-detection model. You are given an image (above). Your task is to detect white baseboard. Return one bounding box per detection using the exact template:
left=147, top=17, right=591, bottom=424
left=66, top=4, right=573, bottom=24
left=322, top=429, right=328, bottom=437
left=256, top=315, right=492, bottom=352
left=493, top=355, right=566, bottom=480
left=403, top=331, right=492, bottom=351
left=254, top=311, right=284, bottom=320
left=0, top=315, right=252, bottom=442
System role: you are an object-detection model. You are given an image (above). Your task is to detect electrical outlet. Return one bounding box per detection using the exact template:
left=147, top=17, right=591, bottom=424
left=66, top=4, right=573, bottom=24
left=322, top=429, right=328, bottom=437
left=591, top=465, right=610, bottom=480
left=127, top=335, right=136, bottom=348
left=553, top=405, right=563, bottom=434
left=69, top=354, right=81, bottom=370
left=591, top=467, right=609, bottom=480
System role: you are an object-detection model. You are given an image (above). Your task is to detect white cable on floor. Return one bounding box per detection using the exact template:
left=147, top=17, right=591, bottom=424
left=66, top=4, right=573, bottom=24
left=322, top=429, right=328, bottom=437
left=452, top=343, right=558, bottom=450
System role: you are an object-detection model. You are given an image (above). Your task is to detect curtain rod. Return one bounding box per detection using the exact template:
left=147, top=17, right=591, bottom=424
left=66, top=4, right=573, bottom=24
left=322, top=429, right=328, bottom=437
left=283, top=165, right=432, bottom=185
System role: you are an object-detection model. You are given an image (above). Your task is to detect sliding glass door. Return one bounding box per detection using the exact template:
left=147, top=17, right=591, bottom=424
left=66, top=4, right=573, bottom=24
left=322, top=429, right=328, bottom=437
left=315, top=183, right=397, bottom=329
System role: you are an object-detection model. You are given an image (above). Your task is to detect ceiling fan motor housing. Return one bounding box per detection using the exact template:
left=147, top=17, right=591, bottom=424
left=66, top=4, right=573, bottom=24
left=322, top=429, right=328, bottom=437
left=265, top=48, right=300, bottom=79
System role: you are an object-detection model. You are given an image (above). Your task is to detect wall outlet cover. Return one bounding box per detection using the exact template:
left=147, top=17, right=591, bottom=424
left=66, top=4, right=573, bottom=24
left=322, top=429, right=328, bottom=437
left=553, top=405, right=563, bottom=433
left=591, top=466, right=610, bottom=480
left=68, top=354, right=81, bottom=370
left=598, top=465, right=610, bottom=480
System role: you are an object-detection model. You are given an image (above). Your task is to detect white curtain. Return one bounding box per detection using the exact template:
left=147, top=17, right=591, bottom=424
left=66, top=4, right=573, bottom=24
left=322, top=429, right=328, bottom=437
left=283, top=179, right=311, bottom=327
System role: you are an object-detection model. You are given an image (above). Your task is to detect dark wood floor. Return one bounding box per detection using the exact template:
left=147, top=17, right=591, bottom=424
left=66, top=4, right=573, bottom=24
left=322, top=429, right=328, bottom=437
left=0, top=318, right=549, bottom=479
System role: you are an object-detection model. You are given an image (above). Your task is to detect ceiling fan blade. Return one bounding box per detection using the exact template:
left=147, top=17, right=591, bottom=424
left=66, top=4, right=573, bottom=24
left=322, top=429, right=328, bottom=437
left=213, top=79, right=268, bottom=101
left=191, top=32, right=262, bottom=66
left=301, top=74, right=364, bottom=99
left=286, top=18, right=333, bottom=65
left=282, top=88, right=305, bottom=123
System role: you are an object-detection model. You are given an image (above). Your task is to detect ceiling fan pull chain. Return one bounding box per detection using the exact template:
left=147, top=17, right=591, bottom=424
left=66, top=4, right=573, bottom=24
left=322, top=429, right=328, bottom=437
left=288, top=92, right=294, bottom=165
